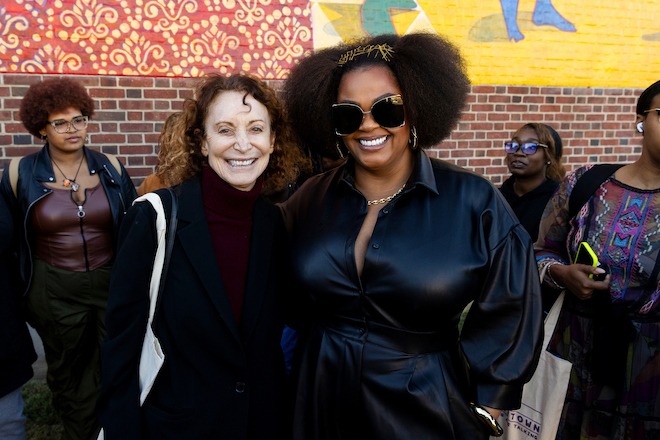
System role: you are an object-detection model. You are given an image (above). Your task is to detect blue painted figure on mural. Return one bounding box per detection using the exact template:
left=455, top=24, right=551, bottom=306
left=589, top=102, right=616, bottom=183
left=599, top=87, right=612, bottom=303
left=361, top=0, right=417, bottom=36
left=501, top=0, right=576, bottom=41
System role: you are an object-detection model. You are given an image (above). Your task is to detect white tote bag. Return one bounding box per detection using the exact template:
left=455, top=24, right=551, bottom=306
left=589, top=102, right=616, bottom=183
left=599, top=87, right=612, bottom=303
left=491, top=291, right=572, bottom=440
left=98, top=192, right=174, bottom=440
left=135, top=192, right=169, bottom=405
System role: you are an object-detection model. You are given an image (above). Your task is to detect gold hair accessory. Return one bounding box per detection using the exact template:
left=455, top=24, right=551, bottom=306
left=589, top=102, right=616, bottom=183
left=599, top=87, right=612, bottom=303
left=337, top=44, right=395, bottom=66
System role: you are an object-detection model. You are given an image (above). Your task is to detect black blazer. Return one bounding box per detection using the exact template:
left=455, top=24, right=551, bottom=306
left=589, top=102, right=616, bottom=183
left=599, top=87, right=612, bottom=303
left=98, top=177, right=289, bottom=440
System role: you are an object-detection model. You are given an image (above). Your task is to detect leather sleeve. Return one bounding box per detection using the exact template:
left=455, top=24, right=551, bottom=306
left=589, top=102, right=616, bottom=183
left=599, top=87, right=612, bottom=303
left=460, top=220, right=544, bottom=409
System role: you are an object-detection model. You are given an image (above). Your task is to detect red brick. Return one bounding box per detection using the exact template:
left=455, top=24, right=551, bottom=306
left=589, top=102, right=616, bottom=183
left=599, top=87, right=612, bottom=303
left=119, top=101, right=154, bottom=110
left=0, top=74, right=645, bottom=186
left=92, top=88, right=126, bottom=98
left=145, top=89, right=179, bottom=99
left=118, top=77, right=156, bottom=87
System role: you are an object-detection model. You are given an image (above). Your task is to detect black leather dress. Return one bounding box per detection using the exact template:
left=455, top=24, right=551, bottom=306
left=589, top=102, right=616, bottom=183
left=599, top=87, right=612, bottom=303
left=281, top=150, right=543, bottom=440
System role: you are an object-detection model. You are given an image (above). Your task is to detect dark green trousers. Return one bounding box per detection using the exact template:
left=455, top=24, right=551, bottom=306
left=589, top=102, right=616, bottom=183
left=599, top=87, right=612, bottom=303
left=24, top=259, right=110, bottom=440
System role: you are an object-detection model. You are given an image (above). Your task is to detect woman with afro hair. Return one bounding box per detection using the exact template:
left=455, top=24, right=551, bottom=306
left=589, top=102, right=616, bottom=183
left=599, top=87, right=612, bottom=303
left=280, top=32, right=543, bottom=439
left=0, top=77, right=136, bottom=440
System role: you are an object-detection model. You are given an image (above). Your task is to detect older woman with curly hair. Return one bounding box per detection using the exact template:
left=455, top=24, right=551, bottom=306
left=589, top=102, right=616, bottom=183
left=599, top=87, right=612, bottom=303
left=98, top=73, right=310, bottom=440
left=280, top=32, right=543, bottom=439
left=0, top=77, right=137, bottom=440
left=137, top=89, right=306, bottom=200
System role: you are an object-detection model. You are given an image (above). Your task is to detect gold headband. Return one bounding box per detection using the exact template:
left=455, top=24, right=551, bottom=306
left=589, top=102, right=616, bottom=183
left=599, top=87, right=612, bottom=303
left=337, top=43, right=395, bottom=66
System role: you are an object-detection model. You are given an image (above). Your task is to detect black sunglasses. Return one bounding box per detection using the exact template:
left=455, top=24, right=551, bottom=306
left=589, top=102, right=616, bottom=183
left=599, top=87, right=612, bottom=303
left=332, top=94, right=405, bottom=136
left=504, top=141, right=548, bottom=155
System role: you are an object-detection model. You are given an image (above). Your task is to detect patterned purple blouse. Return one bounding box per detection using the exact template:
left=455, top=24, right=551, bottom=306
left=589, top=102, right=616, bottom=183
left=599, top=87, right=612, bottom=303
left=534, top=164, right=660, bottom=439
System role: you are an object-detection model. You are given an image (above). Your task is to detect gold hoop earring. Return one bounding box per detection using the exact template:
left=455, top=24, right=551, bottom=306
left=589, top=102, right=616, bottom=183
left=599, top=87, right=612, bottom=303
left=409, top=126, right=418, bottom=150
left=335, top=138, right=345, bottom=159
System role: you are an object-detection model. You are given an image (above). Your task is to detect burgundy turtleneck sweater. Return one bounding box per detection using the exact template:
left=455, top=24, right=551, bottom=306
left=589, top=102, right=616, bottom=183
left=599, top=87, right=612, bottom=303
left=202, top=166, right=262, bottom=324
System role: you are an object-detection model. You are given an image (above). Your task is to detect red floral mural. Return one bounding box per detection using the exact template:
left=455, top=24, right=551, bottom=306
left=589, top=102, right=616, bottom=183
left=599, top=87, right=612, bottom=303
left=0, top=0, right=313, bottom=78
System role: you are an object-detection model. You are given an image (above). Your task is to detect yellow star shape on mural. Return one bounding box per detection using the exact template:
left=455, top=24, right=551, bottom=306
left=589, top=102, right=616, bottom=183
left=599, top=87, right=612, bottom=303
left=314, top=1, right=426, bottom=45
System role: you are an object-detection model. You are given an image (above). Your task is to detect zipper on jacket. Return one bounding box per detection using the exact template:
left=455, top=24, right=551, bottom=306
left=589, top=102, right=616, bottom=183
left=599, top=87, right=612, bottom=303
left=73, top=195, right=91, bottom=272
left=22, top=190, right=51, bottom=295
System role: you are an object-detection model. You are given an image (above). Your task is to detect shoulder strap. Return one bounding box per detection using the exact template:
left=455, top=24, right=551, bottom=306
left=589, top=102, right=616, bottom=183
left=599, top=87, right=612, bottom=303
left=9, top=157, right=21, bottom=198
left=568, top=164, right=624, bottom=220
left=159, top=188, right=178, bottom=295
left=103, top=153, right=122, bottom=176
left=134, top=188, right=178, bottom=406
left=133, top=189, right=178, bottom=324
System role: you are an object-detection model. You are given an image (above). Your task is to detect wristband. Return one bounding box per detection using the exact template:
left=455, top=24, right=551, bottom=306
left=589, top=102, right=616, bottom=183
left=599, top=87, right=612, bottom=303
left=544, top=260, right=566, bottom=290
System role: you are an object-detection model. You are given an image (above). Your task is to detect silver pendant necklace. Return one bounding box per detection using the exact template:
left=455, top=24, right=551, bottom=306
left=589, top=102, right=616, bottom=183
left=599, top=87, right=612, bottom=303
left=51, top=154, right=84, bottom=192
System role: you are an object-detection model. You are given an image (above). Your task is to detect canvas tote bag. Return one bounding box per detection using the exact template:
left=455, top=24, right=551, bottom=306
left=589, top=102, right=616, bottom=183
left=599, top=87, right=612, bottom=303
left=98, top=190, right=177, bottom=440
left=491, top=288, right=571, bottom=440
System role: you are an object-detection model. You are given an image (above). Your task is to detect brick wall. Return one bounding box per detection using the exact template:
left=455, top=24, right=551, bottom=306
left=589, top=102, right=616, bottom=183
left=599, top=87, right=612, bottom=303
left=0, top=74, right=644, bottom=187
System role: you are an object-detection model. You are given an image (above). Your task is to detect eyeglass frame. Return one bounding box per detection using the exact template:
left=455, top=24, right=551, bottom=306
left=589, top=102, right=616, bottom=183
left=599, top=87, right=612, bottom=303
left=48, top=115, right=89, bottom=134
left=331, top=94, right=405, bottom=136
left=504, top=141, right=548, bottom=155
left=643, top=108, right=660, bottom=122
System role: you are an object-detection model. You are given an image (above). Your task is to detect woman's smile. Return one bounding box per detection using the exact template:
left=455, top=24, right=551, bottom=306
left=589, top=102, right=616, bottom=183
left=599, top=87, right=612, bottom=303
left=359, top=135, right=389, bottom=148
left=227, top=158, right=257, bottom=167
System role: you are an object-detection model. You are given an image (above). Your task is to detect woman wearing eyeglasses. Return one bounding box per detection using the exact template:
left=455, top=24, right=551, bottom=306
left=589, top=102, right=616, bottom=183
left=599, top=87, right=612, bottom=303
left=0, top=77, right=136, bottom=440
left=534, top=80, right=660, bottom=439
left=280, top=33, right=543, bottom=439
left=501, top=124, right=565, bottom=315
left=500, top=123, right=566, bottom=242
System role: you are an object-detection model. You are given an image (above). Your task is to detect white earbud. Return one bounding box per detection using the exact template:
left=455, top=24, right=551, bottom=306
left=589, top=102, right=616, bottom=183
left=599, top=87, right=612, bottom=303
left=637, top=122, right=644, bottom=133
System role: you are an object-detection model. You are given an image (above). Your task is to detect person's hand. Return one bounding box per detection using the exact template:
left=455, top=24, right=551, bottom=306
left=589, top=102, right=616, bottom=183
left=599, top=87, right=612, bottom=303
left=483, top=405, right=501, bottom=420
left=549, top=263, right=610, bottom=300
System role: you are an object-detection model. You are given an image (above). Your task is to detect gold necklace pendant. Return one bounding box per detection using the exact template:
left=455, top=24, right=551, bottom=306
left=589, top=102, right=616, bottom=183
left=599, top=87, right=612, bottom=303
left=367, top=184, right=406, bottom=206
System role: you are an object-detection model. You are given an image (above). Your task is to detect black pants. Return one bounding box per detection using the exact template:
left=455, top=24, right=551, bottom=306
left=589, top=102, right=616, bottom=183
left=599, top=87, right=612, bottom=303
left=24, top=259, right=110, bottom=440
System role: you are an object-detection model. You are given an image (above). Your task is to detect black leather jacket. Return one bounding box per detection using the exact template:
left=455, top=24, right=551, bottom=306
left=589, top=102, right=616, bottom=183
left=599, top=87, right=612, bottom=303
left=0, top=145, right=137, bottom=294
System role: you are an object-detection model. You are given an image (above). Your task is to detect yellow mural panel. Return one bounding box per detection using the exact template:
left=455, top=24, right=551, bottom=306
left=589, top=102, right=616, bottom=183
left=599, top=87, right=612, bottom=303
left=312, top=0, right=660, bottom=88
